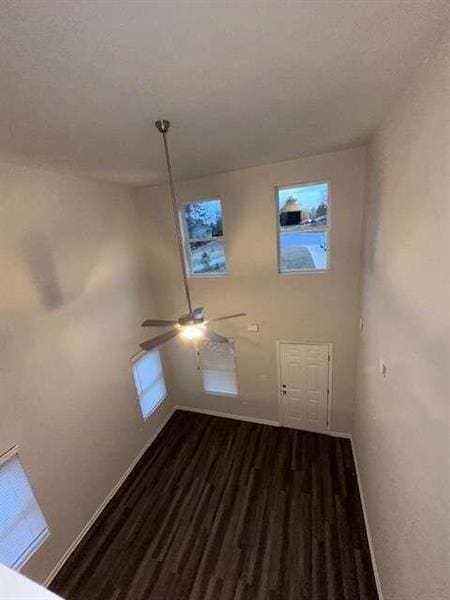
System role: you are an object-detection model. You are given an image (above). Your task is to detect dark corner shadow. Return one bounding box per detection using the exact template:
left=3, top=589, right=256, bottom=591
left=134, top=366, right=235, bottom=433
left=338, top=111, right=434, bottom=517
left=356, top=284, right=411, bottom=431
left=21, top=233, right=64, bottom=309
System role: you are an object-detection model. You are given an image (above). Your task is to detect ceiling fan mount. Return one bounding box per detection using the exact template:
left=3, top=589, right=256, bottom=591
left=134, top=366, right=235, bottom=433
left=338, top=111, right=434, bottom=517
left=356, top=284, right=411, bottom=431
left=138, top=119, right=246, bottom=353
left=155, top=119, right=170, bottom=134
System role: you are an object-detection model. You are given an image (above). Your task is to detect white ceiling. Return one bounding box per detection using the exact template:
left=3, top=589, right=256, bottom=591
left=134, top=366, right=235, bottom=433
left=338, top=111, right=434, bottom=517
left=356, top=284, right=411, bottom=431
left=0, top=0, right=447, bottom=186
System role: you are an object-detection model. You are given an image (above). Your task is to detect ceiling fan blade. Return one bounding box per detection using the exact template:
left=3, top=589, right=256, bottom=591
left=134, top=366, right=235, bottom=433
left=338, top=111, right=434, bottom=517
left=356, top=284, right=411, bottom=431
left=210, top=312, right=246, bottom=322
left=141, top=319, right=178, bottom=327
left=204, top=329, right=229, bottom=343
left=140, top=328, right=179, bottom=351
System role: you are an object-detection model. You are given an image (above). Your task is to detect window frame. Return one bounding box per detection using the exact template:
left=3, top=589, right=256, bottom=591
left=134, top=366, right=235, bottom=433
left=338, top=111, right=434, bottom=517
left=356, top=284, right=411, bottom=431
left=131, top=348, right=168, bottom=421
left=275, top=179, right=331, bottom=275
left=0, top=445, right=50, bottom=571
left=197, top=338, right=239, bottom=397
left=179, top=197, right=228, bottom=278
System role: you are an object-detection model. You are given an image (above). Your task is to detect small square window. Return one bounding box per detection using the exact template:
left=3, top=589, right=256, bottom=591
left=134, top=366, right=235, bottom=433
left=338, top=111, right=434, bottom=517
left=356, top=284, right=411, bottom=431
left=181, top=199, right=228, bottom=276
left=0, top=449, right=49, bottom=570
left=277, top=182, right=329, bottom=273
left=199, top=341, right=238, bottom=396
left=132, top=349, right=168, bottom=419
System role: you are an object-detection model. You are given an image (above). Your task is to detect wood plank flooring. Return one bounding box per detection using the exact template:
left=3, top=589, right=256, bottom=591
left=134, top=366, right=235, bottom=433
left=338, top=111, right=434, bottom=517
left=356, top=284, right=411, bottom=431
left=50, top=410, right=378, bottom=599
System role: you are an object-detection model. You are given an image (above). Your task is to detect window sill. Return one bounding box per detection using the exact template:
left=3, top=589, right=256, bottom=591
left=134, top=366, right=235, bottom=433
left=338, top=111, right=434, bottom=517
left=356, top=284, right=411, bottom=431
left=142, top=393, right=168, bottom=421
left=16, top=529, right=50, bottom=571
left=204, top=391, right=238, bottom=398
left=279, top=268, right=329, bottom=275
left=189, top=272, right=228, bottom=279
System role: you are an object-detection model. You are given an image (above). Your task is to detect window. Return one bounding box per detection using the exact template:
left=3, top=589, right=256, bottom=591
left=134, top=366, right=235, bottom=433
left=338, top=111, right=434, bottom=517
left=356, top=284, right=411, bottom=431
left=132, top=349, right=168, bottom=419
left=181, top=199, right=227, bottom=276
left=0, top=448, right=49, bottom=570
left=277, top=181, right=329, bottom=273
left=199, top=341, right=238, bottom=396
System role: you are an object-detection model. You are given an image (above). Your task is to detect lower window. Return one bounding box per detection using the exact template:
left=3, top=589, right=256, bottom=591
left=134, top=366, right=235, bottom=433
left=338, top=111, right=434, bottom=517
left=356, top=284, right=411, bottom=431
left=188, top=240, right=227, bottom=276
left=0, top=449, right=49, bottom=570
left=132, top=349, right=168, bottom=419
left=279, top=231, right=328, bottom=271
left=199, top=341, right=238, bottom=396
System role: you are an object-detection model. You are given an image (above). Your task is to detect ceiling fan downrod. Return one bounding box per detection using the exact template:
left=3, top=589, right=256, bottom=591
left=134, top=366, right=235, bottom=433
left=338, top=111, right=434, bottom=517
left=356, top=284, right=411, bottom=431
left=155, top=119, right=193, bottom=315
left=137, top=120, right=246, bottom=352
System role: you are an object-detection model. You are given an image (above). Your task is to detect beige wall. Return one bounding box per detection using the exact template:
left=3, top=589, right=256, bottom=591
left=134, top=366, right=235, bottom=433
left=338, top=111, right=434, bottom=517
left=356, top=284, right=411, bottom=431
left=0, top=162, right=173, bottom=584
left=354, top=33, right=449, bottom=600
left=1, top=32, right=446, bottom=595
left=134, top=146, right=366, bottom=433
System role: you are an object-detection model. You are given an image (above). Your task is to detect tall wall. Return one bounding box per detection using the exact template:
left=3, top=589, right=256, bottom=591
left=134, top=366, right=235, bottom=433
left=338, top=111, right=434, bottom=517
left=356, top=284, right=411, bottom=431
left=134, top=146, right=366, bottom=433
left=354, top=33, right=449, bottom=599
left=0, top=162, right=173, bottom=584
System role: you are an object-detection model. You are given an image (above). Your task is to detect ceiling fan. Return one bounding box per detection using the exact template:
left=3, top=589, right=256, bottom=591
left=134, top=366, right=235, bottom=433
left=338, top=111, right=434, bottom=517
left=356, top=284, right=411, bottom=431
left=139, top=119, right=246, bottom=352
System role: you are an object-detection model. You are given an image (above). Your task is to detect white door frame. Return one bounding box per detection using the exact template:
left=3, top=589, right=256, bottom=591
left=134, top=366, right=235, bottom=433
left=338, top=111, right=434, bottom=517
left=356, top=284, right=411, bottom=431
left=276, top=340, right=333, bottom=432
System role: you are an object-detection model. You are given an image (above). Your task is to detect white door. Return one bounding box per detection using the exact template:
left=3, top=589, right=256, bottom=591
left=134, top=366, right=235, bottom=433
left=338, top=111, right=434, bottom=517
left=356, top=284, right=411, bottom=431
left=279, top=342, right=330, bottom=432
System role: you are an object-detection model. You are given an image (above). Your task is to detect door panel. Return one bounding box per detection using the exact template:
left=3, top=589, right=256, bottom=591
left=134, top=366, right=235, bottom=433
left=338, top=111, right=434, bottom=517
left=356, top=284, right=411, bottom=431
left=279, top=342, right=330, bottom=431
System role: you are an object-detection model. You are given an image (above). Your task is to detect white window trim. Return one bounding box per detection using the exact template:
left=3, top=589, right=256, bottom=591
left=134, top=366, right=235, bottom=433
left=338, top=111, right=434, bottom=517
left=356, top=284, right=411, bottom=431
left=179, top=198, right=228, bottom=278
left=131, top=349, right=168, bottom=421
left=275, top=179, right=331, bottom=275
left=0, top=446, right=50, bottom=571
left=0, top=445, right=20, bottom=468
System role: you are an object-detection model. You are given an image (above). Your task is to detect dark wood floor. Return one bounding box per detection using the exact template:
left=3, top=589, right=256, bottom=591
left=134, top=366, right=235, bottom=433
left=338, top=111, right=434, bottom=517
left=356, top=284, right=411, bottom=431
left=50, top=410, right=378, bottom=600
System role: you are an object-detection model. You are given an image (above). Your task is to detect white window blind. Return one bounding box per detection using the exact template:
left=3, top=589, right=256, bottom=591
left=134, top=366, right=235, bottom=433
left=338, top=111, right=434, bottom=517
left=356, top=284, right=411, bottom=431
left=199, top=341, right=238, bottom=396
left=0, top=451, right=49, bottom=570
left=132, top=349, right=167, bottom=419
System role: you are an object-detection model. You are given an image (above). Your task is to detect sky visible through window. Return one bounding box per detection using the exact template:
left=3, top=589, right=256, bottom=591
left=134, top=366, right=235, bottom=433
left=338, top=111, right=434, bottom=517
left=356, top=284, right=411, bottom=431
left=278, top=182, right=328, bottom=213
left=195, top=199, right=221, bottom=224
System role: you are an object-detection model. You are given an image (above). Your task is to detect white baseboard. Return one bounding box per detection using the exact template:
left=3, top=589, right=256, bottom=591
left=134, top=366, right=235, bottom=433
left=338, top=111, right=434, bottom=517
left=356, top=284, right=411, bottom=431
left=327, top=430, right=352, bottom=439
left=175, top=405, right=351, bottom=439
left=175, top=405, right=280, bottom=427
left=44, top=404, right=382, bottom=599
left=350, top=438, right=384, bottom=599
left=43, top=405, right=176, bottom=588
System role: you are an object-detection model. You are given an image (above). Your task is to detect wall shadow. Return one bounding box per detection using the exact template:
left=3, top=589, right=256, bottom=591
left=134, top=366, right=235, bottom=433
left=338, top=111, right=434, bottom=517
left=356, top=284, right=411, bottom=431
left=21, top=233, right=64, bottom=310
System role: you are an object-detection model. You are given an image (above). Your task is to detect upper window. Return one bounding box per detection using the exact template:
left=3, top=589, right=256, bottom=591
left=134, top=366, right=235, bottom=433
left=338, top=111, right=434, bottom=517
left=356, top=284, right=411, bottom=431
left=132, top=349, right=167, bottom=420
left=181, top=199, right=227, bottom=276
left=277, top=181, right=329, bottom=273
left=0, top=449, right=49, bottom=570
left=199, top=341, right=238, bottom=396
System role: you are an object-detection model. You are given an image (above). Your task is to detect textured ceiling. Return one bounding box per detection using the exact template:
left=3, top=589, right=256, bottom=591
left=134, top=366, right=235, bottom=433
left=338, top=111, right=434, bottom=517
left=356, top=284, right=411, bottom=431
left=0, top=0, right=448, bottom=185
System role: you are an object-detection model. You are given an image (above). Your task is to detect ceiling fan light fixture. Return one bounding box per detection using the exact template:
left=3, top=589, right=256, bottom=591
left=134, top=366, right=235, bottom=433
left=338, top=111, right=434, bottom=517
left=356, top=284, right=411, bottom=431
left=179, top=323, right=206, bottom=341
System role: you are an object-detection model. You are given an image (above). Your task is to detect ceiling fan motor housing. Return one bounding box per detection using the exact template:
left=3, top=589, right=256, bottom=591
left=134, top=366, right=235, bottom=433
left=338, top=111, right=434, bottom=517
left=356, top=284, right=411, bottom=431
left=178, top=312, right=204, bottom=326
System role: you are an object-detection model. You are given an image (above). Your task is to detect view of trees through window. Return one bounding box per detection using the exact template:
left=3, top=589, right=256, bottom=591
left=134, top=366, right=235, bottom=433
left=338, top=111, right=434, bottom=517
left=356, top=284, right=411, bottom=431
left=183, top=199, right=227, bottom=275
left=182, top=186, right=328, bottom=275
left=277, top=182, right=329, bottom=272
